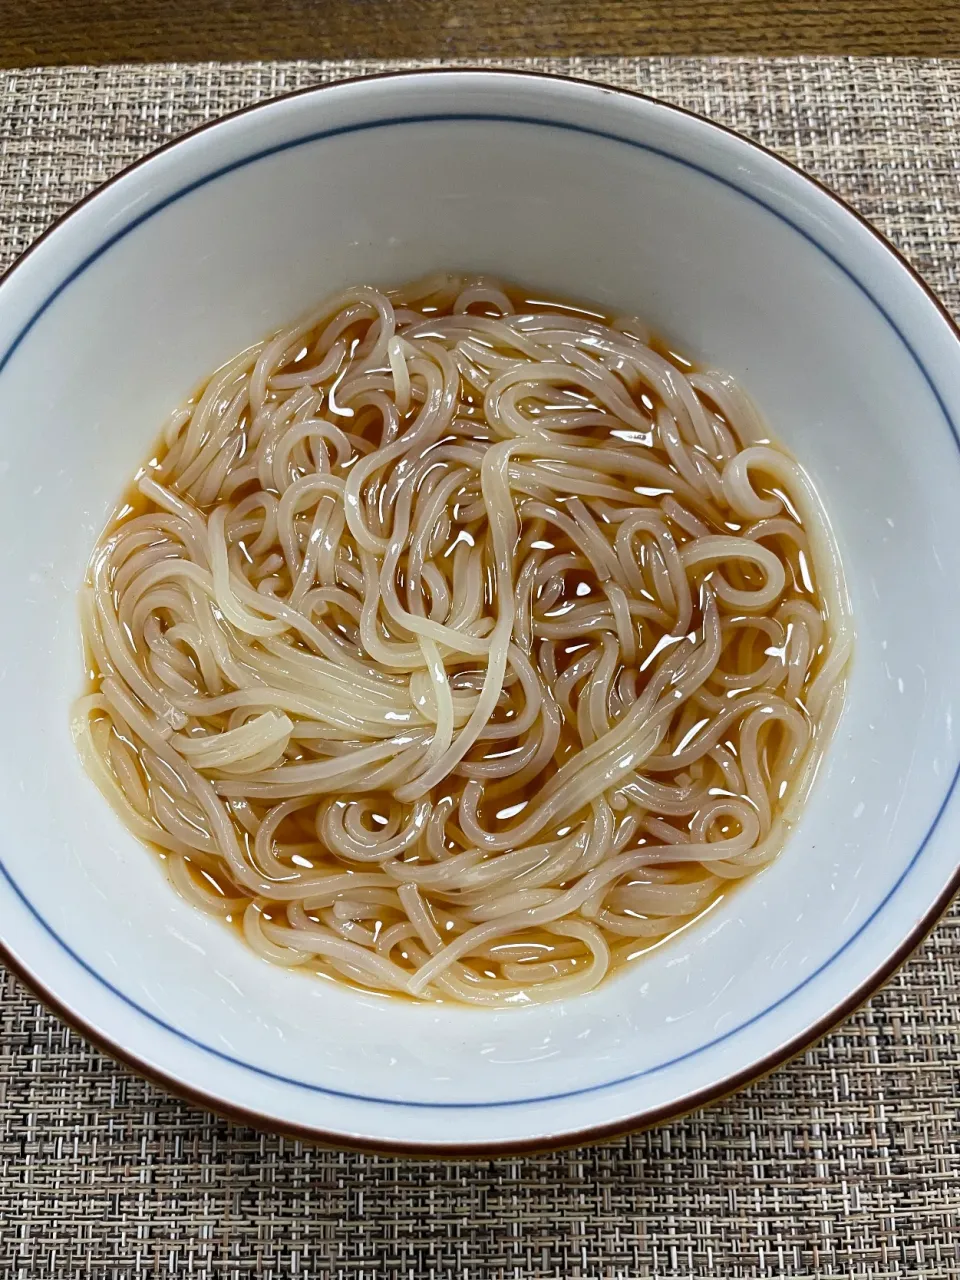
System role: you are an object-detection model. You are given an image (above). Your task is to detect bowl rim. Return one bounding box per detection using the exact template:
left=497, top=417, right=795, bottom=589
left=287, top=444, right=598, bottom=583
left=2, top=65, right=960, bottom=1156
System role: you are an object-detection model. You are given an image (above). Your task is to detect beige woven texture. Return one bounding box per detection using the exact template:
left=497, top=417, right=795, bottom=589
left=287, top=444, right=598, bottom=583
left=2, top=56, right=960, bottom=1280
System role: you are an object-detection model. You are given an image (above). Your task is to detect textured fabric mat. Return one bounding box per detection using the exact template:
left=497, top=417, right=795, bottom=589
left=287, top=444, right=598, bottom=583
left=3, top=57, right=960, bottom=1280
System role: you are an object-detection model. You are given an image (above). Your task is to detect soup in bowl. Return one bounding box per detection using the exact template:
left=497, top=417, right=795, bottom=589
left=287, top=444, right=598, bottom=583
left=1, top=70, right=959, bottom=1152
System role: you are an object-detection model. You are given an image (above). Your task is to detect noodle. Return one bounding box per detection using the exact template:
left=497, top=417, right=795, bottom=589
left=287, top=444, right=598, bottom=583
left=73, top=275, right=853, bottom=1006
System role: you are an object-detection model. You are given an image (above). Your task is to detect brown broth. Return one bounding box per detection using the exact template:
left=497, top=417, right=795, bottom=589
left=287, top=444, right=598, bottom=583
left=81, top=279, right=835, bottom=1003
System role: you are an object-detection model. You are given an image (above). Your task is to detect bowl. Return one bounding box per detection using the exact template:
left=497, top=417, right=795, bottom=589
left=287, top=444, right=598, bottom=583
left=2, top=69, right=960, bottom=1155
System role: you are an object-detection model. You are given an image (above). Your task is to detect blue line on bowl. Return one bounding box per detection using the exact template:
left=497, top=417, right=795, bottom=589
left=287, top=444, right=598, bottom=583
left=2, top=108, right=958, bottom=1111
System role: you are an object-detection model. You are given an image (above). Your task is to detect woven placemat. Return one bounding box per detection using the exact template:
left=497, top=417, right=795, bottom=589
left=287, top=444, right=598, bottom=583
left=2, top=56, right=960, bottom=1279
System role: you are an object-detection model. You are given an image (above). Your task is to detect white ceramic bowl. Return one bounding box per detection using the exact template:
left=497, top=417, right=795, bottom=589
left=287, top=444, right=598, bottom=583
left=2, top=69, right=960, bottom=1154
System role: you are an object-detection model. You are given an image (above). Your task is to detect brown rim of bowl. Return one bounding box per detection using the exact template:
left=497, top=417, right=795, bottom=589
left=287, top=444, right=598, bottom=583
left=1, top=66, right=959, bottom=1158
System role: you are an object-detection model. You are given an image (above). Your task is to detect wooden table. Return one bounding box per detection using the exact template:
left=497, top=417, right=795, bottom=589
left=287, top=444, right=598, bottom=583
left=4, top=0, right=960, bottom=66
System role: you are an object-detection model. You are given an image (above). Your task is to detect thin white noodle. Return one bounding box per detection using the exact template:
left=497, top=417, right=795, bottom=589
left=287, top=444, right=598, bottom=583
left=75, top=275, right=851, bottom=1006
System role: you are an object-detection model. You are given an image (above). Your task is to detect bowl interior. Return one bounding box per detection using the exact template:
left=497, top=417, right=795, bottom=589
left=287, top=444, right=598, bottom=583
left=2, top=72, right=960, bottom=1148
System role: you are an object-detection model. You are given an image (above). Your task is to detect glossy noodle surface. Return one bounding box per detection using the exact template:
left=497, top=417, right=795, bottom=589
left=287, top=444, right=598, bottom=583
left=74, top=276, right=852, bottom=1006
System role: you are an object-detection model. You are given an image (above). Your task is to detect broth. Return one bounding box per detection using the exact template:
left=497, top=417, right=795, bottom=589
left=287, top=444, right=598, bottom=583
left=74, top=275, right=851, bottom=1006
